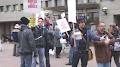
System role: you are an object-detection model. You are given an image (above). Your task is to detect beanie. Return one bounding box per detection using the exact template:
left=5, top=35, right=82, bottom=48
left=20, top=17, right=29, bottom=25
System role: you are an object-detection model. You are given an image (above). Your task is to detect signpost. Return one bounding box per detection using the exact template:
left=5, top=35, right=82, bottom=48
left=67, top=0, right=77, bottom=47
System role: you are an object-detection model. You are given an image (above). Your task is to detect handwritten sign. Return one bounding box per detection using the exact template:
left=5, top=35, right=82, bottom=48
left=56, top=18, right=71, bottom=33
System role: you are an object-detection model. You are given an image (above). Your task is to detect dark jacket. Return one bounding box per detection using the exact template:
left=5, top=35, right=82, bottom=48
left=71, top=28, right=90, bottom=51
left=18, top=24, right=36, bottom=55
left=71, top=28, right=98, bottom=52
left=33, top=25, right=48, bottom=48
left=12, top=29, right=20, bottom=42
left=54, top=30, right=62, bottom=47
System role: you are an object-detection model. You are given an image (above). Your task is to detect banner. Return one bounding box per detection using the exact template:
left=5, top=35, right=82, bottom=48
left=23, top=0, right=41, bottom=14
left=56, top=18, right=71, bottom=33
left=67, top=0, right=76, bottom=23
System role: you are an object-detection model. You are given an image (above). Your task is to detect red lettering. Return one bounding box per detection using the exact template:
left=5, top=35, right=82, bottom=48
left=28, top=5, right=37, bottom=8
left=28, top=0, right=37, bottom=3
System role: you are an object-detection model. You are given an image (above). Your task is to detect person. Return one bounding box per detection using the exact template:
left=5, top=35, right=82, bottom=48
left=93, top=22, right=114, bottom=67
left=18, top=17, right=37, bottom=67
left=71, top=17, right=95, bottom=67
left=0, top=37, right=3, bottom=52
left=66, top=22, right=75, bottom=65
left=11, top=24, right=21, bottom=56
left=54, top=25, right=62, bottom=58
left=34, top=17, right=52, bottom=67
left=108, top=25, right=120, bottom=67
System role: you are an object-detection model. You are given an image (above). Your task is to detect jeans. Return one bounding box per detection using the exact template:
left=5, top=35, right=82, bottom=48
left=31, top=57, right=37, bottom=67
left=13, top=42, right=20, bottom=56
left=72, top=50, right=88, bottom=67
left=68, top=47, right=75, bottom=64
left=20, top=55, right=32, bottom=67
left=97, top=62, right=111, bottom=67
left=38, top=48, right=45, bottom=67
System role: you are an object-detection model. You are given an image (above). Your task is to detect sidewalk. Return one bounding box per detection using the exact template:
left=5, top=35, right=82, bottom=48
left=0, top=42, right=116, bottom=67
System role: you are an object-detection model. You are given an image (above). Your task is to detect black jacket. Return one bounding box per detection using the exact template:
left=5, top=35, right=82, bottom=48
left=34, top=25, right=48, bottom=48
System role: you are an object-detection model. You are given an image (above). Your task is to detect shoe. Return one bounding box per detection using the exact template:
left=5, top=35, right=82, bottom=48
left=65, top=63, right=72, bottom=65
left=56, top=56, right=60, bottom=58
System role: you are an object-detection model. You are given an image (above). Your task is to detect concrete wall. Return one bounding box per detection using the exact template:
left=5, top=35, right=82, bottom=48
left=100, top=0, right=120, bottom=27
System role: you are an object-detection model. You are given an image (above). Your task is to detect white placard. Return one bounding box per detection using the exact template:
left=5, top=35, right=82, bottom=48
left=61, top=12, right=65, bottom=19
left=23, top=0, right=41, bottom=14
left=67, top=0, right=76, bottom=23
left=56, top=18, right=71, bottom=33
left=73, top=31, right=82, bottom=40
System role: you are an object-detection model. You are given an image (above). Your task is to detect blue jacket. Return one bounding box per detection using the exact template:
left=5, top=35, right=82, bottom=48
left=71, top=28, right=99, bottom=51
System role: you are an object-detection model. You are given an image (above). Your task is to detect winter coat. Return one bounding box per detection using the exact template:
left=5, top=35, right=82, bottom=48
left=18, top=24, right=36, bottom=55
left=93, top=31, right=112, bottom=63
left=12, top=29, right=20, bottom=42
left=33, top=25, right=48, bottom=48
left=71, top=28, right=99, bottom=51
left=54, top=31, right=62, bottom=47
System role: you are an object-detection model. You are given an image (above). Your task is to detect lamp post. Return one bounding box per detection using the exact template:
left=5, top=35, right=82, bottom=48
left=102, top=7, right=108, bottom=15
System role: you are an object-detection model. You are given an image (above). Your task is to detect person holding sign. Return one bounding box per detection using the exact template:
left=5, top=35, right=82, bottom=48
left=71, top=17, right=95, bottom=67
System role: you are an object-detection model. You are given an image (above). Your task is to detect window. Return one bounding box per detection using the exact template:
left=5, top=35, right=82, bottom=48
left=6, top=5, right=11, bottom=12
left=0, top=6, right=4, bottom=12
left=45, top=1, right=48, bottom=7
left=100, top=0, right=114, bottom=2
left=20, top=4, right=23, bottom=10
left=13, top=4, right=18, bottom=11
left=55, top=0, right=58, bottom=6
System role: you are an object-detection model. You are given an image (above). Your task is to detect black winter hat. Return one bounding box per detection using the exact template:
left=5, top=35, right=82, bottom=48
left=20, top=17, right=29, bottom=25
left=77, top=16, right=86, bottom=23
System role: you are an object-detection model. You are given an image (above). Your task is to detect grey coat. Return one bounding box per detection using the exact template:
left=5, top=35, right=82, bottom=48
left=54, top=31, right=62, bottom=47
left=18, top=24, right=36, bottom=55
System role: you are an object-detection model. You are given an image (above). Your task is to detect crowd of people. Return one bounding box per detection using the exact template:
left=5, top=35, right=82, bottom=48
left=10, top=16, right=120, bottom=67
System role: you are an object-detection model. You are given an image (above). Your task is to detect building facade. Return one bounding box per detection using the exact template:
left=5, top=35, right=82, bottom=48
left=100, top=0, right=120, bottom=27
left=0, top=0, right=120, bottom=40
left=0, top=0, right=23, bottom=39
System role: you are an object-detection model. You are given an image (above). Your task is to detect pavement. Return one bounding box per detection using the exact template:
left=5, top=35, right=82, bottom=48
left=0, top=42, right=116, bottom=67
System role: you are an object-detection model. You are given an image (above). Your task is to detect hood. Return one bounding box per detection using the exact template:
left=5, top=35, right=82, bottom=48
left=20, top=24, right=29, bottom=31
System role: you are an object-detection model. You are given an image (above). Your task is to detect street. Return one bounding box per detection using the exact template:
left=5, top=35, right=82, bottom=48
left=0, top=42, right=116, bottom=67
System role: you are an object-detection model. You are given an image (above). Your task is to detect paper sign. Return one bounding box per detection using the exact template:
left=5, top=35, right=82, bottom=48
left=67, top=0, right=76, bottom=23
left=61, top=12, right=65, bottom=19
left=73, top=31, right=82, bottom=40
left=23, top=0, right=41, bottom=14
left=56, top=18, right=71, bottom=33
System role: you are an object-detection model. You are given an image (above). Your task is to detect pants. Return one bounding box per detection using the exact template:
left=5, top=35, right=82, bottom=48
left=20, top=55, right=32, bottom=67
left=45, top=47, right=50, bottom=67
left=72, top=50, right=88, bottom=67
left=111, top=51, right=120, bottom=67
left=56, top=47, right=62, bottom=57
left=38, top=48, right=45, bottom=67
left=68, top=47, right=75, bottom=64
left=13, top=42, right=19, bottom=56
left=97, top=62, right=111, bottom=67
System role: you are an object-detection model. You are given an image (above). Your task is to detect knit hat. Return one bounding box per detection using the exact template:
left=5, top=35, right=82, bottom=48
left=14, top=24, right=20, bottom=29
left=77, top=16, right=86, bottom=23
left=20, top=17, right=29, bottom=25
